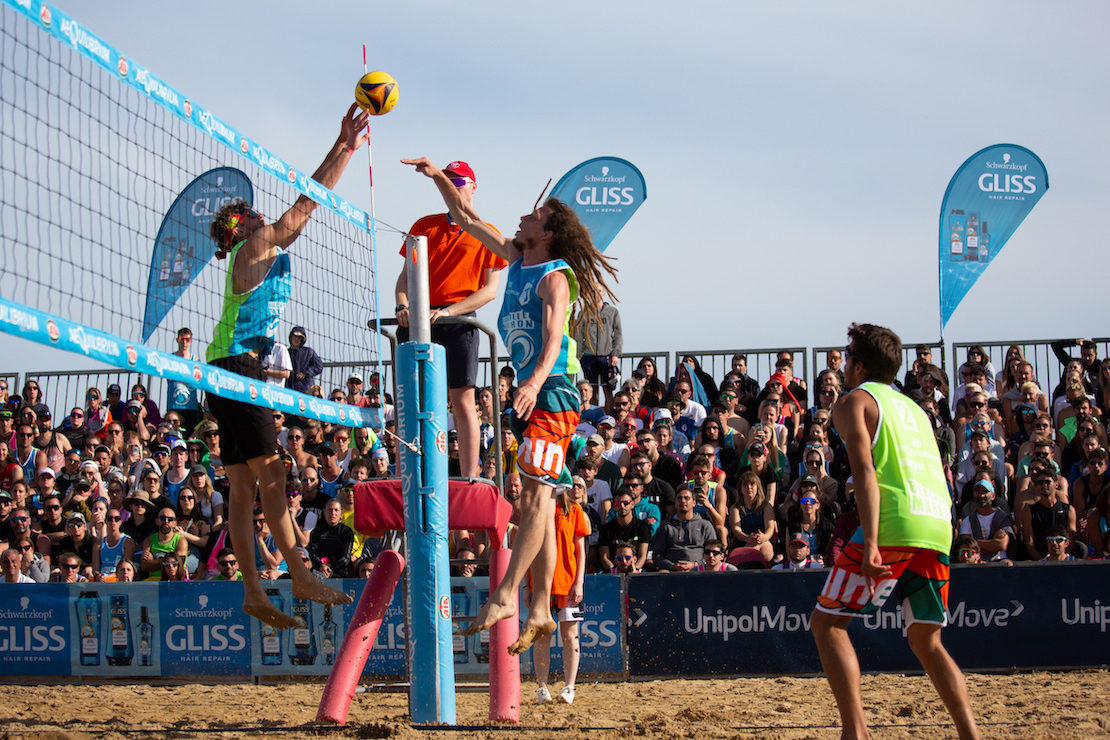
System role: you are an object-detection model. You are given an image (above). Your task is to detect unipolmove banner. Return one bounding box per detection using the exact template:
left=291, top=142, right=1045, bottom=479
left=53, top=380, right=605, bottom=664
left=142, top=168, right=253, bottom=342
left=938, top=144, right=1049, bottom=331
left=548, top=157, right=646, bottom=253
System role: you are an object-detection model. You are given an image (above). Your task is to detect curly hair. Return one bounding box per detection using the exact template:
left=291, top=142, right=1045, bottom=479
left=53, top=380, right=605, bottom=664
left=210, top=198, right=250, bottom=259
left=541, top=198, right=618, bottom=350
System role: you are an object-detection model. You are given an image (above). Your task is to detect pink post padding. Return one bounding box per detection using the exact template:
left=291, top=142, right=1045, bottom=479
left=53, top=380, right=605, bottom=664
left=317, top=550, right=405, bottom=725
left=487, top=547, right=520, bottom=723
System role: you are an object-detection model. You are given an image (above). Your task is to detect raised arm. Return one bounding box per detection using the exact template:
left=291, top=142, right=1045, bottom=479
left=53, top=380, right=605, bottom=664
left=401, top=157, right=517, bottom=262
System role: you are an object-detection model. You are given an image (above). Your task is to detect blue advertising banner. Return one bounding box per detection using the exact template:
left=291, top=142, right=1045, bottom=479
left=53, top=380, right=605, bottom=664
left=939, top=144, right=1048, bottom=331
left=0, top=585, right=71, bottom=676
left=628, top=563, right=1110, bottom=678
left=518, top=574, right=624, bottom=677
left=142, top=168, right=253, bottom=342
left=548, top=157, right=646, bottom=253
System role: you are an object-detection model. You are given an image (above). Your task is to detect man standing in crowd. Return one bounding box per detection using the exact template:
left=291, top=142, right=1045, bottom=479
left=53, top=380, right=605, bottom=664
left=167, top=327, right=202, bottom=431
left=395, top=160, right=507, bottom=479
left=812, top=323, right=979, bottom=740
left=574, top=301, right=622, bottom=408
left=287, top=327, right=323, bottom=394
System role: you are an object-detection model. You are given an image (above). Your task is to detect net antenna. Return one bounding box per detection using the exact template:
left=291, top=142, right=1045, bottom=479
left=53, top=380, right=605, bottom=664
left=363, top=44, right=387, bottom=437
left=532, top=177, right=553, bottom=213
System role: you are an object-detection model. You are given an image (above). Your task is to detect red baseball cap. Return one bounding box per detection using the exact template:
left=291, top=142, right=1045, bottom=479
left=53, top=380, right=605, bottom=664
left=444, top=161, right=476, bottom=183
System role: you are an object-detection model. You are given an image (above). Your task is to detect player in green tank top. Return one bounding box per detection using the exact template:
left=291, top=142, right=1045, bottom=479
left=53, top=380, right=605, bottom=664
left=812, top=323, right=980, bottom=740
left=402, top=156, right=618, bottom=658
left=203, top=105, right=369, bottom=629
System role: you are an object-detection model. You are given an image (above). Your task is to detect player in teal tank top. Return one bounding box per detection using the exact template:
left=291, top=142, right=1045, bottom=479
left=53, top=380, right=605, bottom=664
left=403, top=156, right=618, bottom=658
left=202, top=105, right=369, bottom=629
left=811, top=323, right=981, bottom=740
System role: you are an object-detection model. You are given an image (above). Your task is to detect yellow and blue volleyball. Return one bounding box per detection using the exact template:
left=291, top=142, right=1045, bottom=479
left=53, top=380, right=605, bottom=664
left=354, top=71, right=398, bottom=116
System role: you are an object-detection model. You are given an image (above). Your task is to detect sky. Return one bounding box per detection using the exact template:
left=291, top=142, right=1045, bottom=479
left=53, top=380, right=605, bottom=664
left=6, top=0, right=1110, bottom=382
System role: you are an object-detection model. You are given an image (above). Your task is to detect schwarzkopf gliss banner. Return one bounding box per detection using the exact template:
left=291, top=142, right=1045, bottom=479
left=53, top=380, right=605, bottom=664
left=938, top=144, right=1049, bottom=332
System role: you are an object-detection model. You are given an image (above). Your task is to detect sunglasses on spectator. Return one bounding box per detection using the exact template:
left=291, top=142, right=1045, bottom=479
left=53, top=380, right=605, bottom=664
left=219, top=559, right=237, bottom=566
left=799, top=497, right=819, bottom=505
left=704, top=550, right=722, bottom=557
left=12, top=516, right=30, bottom=523
left=1046, top=536, right=1068, bottom=544
left=958, top=548, right=978, bottom=558
left=45, top=505, right=61, bottom=511
left=106, top=515, right=122, bottom=522
left=156, top=515, right=175, bottom=522
left=968, top=402, right=985, bottom=409
left=615, top=555, right=634, bottom=562
left=17, top=544, right=34, bottom=551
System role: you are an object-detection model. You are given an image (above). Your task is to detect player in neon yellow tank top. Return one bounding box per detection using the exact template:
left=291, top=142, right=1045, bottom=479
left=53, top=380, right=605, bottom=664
left=811, top=323, right=980, bottom=740
left=402, top=156, right=617, bottom=657
left=203, top=105, right=368, bottom=629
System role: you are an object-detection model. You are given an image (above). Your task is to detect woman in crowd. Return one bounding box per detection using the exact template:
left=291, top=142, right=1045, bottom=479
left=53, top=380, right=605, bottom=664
left=184, top=464, right=224, bottom=530
left=160, top=552, right=189, bottom=581
left=83, top=386, right=111, bottom=437
left=87, top=497, right=109, bottom=541
left=636, top=357, right=668, bottom=409
left=0, top=442, right=24, bottom=491
left=92, top=507, right=134, bottom=581
left=176, top=486, right=212, bottom=576
left=782, top=492, right=834, bottom=566
left=743, top=423, right=787, bottom=482
left=965, top=345, right=996, bottom=395
left=727, top=471, right=776, bottom=563
left=996, top=345, right=1025, bottom=396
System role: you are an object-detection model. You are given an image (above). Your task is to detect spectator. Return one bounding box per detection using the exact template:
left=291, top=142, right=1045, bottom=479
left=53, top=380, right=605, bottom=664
left=652, top=409, right=691, bottom=463
left=0, top=407, right=15, bottom=452
left=14, top=425, right=46, bottom=487
left=355, top=557, right=376, bottom=578
left=1, top=546, right=34, bottom=583
left=676, top=456, right=727, bottom=543
left=285, top=426, right=318, bottom=477
left=771, top=532, right=822, bottom=570
left=368, top=449, right=391, bottom=478
left=161, top=552, right=189, bottom=581
left=141, top=507, right=189, bottom=580
left=185, top=465, right=224, bottom=529
left=635, top=357, right=669, bottom=410
left=782, top=489, right=834, bottom=566
left=308, top=499, right=354, bottom=578
left=176, top=489, right=212, bottom=575
left=737, top=439, right=781, bottom=507
left=1021, top=469, right=1076, bottom=560
left=651, top=488, right=716, bottom=571
left=578, top=434, right=622, bottom=494
left=598, top=490, right=651, bottom=572
left=953, top=534, right=981, bottom=564
left=901, top=343, right=934, bottom=394
left=957, top=479, right=1013, bottom=562
left=609, top=541, right=640, bottom=574
left=574, top=456, right=611, bottom=521
left=52, top=551, right=87, bottom=583
left=167, top=328, right=203, bottom=431
left=114, top=559, right=137, bottom=582
left=574, top=301, right=622, bottom=408
left=58, top=407, right=91, bottom=453
left=728, top=471, right=776, bottom=562
left=83, top=387, right=111, bottom=438
left=914, top=363, right=951, bottom=426
left=214, top=548, right=242, bottom=581
left=260, top=340, right=292, bottom=387
left=38, top=493, right=67, bottom=559
left=21, top=380, right=43, bottom=408
left=713, top=387, right=751, bottom=441
left=594, top=416, right=630, bottom=476
left=58, top=511, right=95, bottom=568
left=696, top=539, right=736, bottom=571
left=11, top=535, right=49, bottom=582
left=287, top=327, right=323, bottom=393
left=1041, top=524, right=1076, bottom=562
left=610, top=473, right=661, bottom=533
left=629, top=446, right=676, bottom=520
left=725, top=353, right=761, bottom=424
left=532, top=480, right=589, bottom=706
left=995, top=345, right=1025, bottom=397
left=664, top=390, right=700, bottom=445
left=92, top=507, right=134, bottom=581
left=1086, top=486, right=1109, bottom=559
left=1051, top=338, right=1100, bottom=392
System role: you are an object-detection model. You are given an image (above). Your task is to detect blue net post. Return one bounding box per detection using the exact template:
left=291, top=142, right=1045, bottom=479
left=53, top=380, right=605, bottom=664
left=398, top=236, right=455, bottom=724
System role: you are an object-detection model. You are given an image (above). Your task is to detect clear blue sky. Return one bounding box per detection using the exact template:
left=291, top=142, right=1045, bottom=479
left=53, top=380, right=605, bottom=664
left=6, top=0, right=1110, bottom=377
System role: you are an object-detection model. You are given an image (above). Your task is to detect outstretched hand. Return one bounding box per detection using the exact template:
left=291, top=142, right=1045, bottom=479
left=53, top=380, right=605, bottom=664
left=401, top=157, right=443, bottom=179
left=341, top=104, right=371, bottom=152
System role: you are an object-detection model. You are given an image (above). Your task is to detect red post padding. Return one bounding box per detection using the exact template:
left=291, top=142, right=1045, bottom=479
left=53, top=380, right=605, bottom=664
left=487, top=547, right=520, bottom=723
left=316, top=550, right=405, bottom=725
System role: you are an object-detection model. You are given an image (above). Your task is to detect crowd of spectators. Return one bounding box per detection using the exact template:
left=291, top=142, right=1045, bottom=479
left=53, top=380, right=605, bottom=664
left=3, top=335, right=1106, bottom=584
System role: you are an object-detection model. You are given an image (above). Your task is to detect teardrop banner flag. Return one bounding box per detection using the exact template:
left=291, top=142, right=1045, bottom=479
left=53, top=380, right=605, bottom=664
left=142, top=167, right=253, bottom=342
left=939, top=144, right=1048, bottom=332
left=548, top=157, right=646, bottom=253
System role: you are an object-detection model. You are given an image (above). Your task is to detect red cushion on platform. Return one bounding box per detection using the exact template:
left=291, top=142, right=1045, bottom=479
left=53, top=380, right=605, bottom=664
left=352, top=478, right=514, bottom=550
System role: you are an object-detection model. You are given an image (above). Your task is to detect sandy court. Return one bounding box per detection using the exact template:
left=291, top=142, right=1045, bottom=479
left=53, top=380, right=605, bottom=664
left=1, top=670, right=1109, bottom=739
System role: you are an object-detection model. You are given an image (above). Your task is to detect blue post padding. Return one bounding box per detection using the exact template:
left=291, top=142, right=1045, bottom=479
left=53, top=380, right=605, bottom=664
left=396, top=341, right=455, bottom=724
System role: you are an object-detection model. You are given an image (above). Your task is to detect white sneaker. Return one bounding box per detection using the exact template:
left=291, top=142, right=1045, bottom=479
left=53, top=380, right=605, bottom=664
left=537, top=686, right=552, bottom=704
left=559, top=685, right=575, bottom=704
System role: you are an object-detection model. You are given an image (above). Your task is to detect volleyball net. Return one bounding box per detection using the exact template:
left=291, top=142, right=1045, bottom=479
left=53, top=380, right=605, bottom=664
left=0, top=0, right=383, bottom=426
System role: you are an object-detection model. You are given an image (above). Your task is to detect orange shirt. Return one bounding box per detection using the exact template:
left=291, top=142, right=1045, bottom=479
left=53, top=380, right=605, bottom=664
left=401, top=214, right=506, bottom=305
left=551, top=503, right=590, bottom=596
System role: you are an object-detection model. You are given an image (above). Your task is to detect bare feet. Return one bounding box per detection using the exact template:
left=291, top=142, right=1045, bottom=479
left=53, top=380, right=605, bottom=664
left=243, top=593, right=297, bottom=629
left=461, top=599, right=516, bottom=637
left=292, top=576, right=354, bottom=606
left=508, top=617, right=556, bottom=656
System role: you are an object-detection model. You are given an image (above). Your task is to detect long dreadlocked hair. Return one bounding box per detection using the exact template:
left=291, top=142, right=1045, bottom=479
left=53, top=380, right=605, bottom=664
left=542, top=198, right=619, bottom=352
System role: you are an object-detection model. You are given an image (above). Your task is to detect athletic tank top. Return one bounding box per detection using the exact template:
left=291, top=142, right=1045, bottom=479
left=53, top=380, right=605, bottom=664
left=206, top=241, right=292, bottom=362
left=858, top=382, right=953, bottom=551
left=98, top=534, right=130, bottom=575
left=17, top=447, right=37, bottom=483
left=163, top=471, right=188, bottom=506
left=498, top=258, right=580, bottom=381
left=146, top=531, right=183, bottom=580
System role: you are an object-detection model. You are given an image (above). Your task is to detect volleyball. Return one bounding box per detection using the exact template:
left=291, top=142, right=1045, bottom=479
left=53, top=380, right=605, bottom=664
left=354, top=71, right=398, bottom=116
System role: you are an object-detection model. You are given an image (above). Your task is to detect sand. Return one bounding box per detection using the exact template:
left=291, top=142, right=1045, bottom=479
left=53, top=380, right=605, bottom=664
left=1, top=670, right=1108, bottom=739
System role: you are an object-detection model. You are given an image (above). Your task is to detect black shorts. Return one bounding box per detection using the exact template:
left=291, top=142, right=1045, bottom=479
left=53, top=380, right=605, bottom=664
left=580, top=354, right=609, bottom=385
left=207, top=353, right=283, bottom=466
left=397, top=308, right=480, bottom=389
